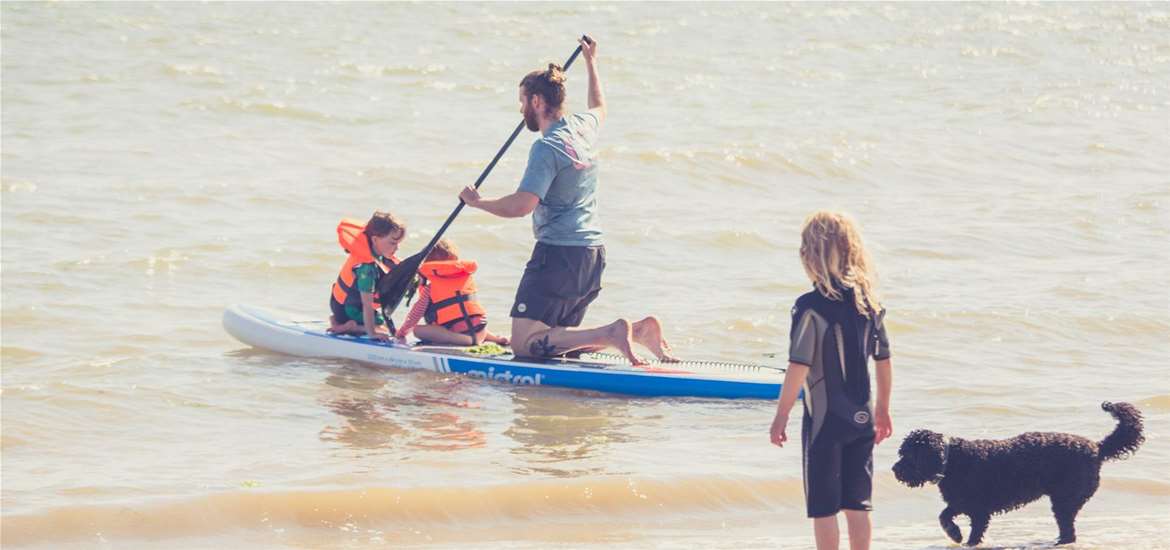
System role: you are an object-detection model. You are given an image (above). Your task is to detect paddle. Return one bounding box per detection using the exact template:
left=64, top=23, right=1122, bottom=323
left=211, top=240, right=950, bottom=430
left=377, top=36, right=592, bottom=321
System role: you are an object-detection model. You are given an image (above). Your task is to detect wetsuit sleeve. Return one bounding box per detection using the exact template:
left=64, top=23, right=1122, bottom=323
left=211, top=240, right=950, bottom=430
left=354, top=263, right=378, bottom=294
left=517, top=141, right=556, bottom=200
left=871, top=308, right=891, bottom=360
left=788, top=306, right=819, bottom=368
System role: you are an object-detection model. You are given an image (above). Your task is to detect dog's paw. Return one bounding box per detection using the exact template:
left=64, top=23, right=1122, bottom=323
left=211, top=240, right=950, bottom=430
left=943, top=523, right=962, bottom=543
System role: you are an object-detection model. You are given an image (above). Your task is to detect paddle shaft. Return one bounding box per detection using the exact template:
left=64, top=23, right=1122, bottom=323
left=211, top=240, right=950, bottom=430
left=378, top=37, right=590, bottom=319
left=412, top=38, right=588, bottom=269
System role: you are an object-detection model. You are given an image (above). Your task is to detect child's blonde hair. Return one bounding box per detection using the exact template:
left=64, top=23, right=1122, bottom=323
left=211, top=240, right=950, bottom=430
left=799, top=211, right=880, bottom=317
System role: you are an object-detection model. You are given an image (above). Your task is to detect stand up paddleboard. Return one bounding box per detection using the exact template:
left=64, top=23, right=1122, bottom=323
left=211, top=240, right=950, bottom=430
left=223, top=305, right=783, bottom=399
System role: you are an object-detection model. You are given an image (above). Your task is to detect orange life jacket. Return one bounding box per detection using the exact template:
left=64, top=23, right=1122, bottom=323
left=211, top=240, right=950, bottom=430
left=419, top=259, right=486, bottom=326
left=331, top=219, right=398, bottom=310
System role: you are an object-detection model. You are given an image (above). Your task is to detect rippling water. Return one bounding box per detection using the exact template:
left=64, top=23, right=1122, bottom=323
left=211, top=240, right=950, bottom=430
left=3, top=2, right=1168, bottom=548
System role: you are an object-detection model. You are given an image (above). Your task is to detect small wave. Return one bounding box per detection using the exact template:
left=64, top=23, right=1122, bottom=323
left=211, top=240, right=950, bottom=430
left=180, top=97, right=330, bottom=122
left=889, top=247, right=967, bottom=260
left=79, top=73, right=119, bottom=84
left=1102, top=477, right=1170, bottom=497
left=721, top=316, right=781, bottom=335
left=0, top=306, right=57, bottom=329
left=1086, top=142, right=1137, bottom=157
left=0, top=433, right=30, bottom=450
left=710, top=229, right=774, bottom=250
left=1071, top=314, right=1170, bottom=338
left=0, top=476, right=801, bottom=545
left=635, top=148, right=688, bottom=165
left=959, top=46, right=1027, bottom=60
left=3, top=180, right=39, bottom=193
left=337, top=61, right=448, bottom=78
left=1138, top=394, right=1170, bottom=412
left=954, top=404, right=1026, bottom=417
left=164, top=64, right=224, bottom=78
left=613, top=141, right=870, bottom=179
left=122, top=250, right=192, bottom=277
left=1, top=345, right=43, bottom=362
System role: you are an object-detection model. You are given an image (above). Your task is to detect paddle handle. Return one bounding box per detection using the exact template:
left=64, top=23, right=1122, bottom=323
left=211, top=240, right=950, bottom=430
left=416, top=35, right=591, bottom=258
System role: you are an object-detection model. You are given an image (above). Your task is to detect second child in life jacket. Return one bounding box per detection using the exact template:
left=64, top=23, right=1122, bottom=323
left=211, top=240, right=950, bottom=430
left=396, top=239, right=510, bottom=347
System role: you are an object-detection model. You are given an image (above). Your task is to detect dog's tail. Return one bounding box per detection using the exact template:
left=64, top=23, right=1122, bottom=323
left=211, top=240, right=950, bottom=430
left=1098, top=401, right=1144, bottom=461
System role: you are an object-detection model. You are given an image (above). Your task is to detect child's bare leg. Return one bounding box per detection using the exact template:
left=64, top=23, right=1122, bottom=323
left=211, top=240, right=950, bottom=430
left=632, top=316, right=679, bottom=362
left=413, top=324, right=474, bottom=346
left=843, top=510, right=871, bottom=550
left=813, top=514, right=841, bottom=550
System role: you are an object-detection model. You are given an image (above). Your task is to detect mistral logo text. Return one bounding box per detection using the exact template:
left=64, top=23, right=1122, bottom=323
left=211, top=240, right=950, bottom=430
left=465, top=366, right=544, bottom=386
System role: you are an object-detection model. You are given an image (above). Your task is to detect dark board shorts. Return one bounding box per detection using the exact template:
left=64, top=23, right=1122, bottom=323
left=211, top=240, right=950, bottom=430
left=510, top=242, right=605, bottom=328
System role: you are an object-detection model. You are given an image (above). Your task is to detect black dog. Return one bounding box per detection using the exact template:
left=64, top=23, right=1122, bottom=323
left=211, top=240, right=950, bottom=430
left=892, top=402, right=1143, bottom=547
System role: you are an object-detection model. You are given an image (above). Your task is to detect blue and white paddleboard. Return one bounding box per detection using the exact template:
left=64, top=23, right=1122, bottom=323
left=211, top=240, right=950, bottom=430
left=223, top=305, right=783, bottom=399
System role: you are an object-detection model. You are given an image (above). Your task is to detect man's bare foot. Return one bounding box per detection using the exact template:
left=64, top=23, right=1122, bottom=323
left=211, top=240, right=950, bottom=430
left=607, top=318, right=647, bottom=366
left=632, top=316, right=679, bottom=362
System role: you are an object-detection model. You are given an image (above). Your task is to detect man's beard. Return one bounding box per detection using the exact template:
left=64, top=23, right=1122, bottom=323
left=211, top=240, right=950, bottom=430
left=523, top=104, right=539, bottom=131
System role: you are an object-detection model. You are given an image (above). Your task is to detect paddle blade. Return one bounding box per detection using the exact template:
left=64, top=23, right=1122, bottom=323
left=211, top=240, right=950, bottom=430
left=377, top=251, right=424, bottom=318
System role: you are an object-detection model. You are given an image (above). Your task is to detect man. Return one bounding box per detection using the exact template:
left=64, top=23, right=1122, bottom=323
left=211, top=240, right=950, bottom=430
left=458, top=36, right=675, bottom=365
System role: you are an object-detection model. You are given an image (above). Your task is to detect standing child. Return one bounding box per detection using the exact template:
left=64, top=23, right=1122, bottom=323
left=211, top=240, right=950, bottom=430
left=396, top=239, right=510, bottom=347
left=329, top=211, right=406, bottom=341
left=770, top=211, right=894, bottom=550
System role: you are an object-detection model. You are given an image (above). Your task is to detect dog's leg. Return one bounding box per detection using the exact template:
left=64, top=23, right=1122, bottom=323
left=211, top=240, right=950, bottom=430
left=938, top=506, right=962, bottom=543
left=965, top=511, right=991, bottom=547
left=1052, top=496, right=1087, bottom=545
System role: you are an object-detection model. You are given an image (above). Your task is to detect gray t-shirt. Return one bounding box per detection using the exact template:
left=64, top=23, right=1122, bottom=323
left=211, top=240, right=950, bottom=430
left=517, top=112, right=603, bottom=246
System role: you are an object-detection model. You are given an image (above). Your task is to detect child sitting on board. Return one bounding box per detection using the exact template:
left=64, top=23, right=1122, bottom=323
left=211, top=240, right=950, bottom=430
left=328, top=211, right=405, bottom=341
left=396, top=239, right=509, bottom=347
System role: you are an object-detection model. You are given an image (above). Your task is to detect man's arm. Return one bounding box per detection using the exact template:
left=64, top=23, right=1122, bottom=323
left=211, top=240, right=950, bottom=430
left=580, top=36, right=605, bottom=124
left=460, top=187, right=540, bottom=218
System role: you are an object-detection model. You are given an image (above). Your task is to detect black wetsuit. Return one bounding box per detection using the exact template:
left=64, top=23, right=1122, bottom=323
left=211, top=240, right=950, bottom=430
left=788, top=286, right=891, bottom=518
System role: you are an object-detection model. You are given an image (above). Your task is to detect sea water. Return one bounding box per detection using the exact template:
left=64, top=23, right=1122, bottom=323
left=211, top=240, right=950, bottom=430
left=2, top=3, right=1168, bottom=548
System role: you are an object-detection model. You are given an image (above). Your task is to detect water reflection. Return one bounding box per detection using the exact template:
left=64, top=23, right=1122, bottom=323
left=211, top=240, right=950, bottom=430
left=315, top=361, right=643, bottom=474
left=505, top=390, right=633, bottom=477
left=318, top=363, right=485, bottom=453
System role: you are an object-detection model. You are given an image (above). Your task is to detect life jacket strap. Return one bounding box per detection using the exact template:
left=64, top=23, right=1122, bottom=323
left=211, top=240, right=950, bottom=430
left=429, top=292, right=477, bottom=312
left=452, top=291, right=486, bottom=336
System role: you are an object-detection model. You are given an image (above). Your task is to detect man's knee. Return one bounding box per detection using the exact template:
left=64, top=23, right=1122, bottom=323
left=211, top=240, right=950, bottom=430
left=511, top=319, right=551, bottom=356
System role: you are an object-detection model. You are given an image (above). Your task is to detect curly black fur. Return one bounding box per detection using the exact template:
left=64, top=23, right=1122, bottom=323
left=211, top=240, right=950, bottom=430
left=892, top=401, right=1144, bottom=547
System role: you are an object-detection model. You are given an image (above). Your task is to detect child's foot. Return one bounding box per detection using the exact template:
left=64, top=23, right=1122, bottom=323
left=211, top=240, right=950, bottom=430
left=487, top=334, right=510, bottom=346
left=328, top=318, right=359, bottom=334
left=632, top=316, right=679, bottom=362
